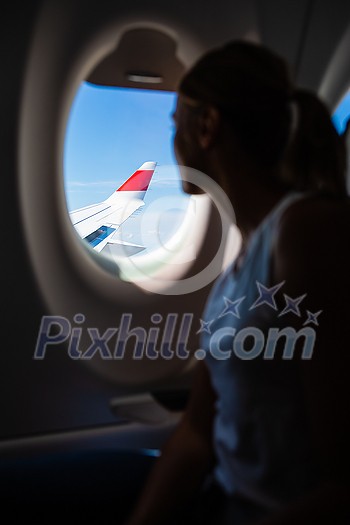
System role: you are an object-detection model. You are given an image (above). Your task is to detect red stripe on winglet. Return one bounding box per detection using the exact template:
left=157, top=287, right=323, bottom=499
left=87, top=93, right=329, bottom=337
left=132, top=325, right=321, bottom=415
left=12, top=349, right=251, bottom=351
left=117, top=169, right=154, bottom=191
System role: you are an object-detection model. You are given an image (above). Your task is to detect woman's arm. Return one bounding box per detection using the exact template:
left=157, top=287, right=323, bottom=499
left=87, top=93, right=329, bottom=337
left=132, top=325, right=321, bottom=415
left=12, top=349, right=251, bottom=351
left=125, top=361, right=217, bottom=525
left=266, top=197, right=350, bottom=523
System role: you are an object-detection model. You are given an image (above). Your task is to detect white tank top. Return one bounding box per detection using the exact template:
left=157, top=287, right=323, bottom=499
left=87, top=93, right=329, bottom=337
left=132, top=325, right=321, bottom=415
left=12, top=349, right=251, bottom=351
left=201, top=191, right=319, bottom=510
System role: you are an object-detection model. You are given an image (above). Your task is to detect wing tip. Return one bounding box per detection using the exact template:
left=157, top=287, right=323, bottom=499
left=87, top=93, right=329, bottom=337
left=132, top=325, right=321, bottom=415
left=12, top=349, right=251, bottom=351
left=139, top=161, right=157, bottom=171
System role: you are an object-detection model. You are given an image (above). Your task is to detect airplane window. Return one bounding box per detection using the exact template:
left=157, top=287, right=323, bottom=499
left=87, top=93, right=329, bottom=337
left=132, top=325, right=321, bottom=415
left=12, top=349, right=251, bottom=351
left=64, top=82, right=241, bottom=294
left=64, top=81, right=240, bottom=294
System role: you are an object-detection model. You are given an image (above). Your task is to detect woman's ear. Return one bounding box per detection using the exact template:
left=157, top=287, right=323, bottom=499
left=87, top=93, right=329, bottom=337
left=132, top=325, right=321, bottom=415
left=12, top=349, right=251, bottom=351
left=197, top=105, right=221, bottom=149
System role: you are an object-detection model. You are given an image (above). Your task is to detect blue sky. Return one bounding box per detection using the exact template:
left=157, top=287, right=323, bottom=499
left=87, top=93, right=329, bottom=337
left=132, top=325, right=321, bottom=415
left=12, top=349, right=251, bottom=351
left=64, top=82, right=183, bottom=210
left=64, top=82, right=190, bottom=248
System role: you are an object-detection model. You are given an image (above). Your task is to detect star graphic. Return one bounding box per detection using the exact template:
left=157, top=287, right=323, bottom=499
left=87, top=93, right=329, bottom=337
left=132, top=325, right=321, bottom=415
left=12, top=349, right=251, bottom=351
left=219, top=296, right=245, bottom=319
left=303, top=310, right=322, bottom=326
left=249, top=281, right=285, bottom=311
left=279, top=294, right=307, bottom=317
left=196, top=319, right=214, bottom=334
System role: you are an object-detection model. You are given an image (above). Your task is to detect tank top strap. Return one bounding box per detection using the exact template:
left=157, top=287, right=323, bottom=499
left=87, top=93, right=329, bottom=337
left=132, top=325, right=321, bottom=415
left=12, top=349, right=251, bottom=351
left=233, top=191, right=306, bottom=282
left=267, top=190, right=305, bottom=225
left=255, top=191, right=305, bottom=237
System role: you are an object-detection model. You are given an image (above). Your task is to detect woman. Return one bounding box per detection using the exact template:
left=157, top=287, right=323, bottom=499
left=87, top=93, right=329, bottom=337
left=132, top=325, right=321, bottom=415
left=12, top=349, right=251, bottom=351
left=126, top=40, right=350, bottom=525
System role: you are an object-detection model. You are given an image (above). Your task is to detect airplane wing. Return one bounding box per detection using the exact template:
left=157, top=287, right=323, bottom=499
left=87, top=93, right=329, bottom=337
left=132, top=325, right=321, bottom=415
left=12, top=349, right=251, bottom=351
left=69, top=161, right=156, bottom=253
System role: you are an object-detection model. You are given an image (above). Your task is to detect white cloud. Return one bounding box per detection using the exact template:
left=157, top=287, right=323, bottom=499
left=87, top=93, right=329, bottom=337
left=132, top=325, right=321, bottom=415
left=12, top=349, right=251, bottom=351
left=66, top=180, right=118, bottom=188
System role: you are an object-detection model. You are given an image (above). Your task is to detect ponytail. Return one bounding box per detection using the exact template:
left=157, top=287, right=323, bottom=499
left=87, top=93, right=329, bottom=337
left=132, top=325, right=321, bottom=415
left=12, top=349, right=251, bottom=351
left=283, top=89, right=348, bottom=198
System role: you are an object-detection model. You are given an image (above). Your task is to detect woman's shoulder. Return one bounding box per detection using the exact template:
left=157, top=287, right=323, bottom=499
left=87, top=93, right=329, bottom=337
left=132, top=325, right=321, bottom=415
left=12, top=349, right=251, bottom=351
left=271, top=193, right=350, bottom=305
